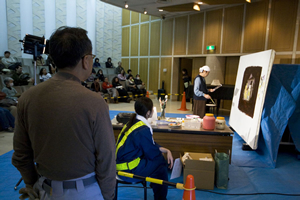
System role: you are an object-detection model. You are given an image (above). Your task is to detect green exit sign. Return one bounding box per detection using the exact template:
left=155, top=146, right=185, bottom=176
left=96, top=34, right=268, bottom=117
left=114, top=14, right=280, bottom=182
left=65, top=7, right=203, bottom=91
left=206, top=45, right=215, bottom=50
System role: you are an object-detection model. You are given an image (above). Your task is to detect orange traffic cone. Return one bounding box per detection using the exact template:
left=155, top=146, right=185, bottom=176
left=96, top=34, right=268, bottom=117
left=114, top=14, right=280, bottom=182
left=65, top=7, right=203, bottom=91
left=178, top=92, right=189, bottom=111
left=146, top=91, right=150, bottom=98
left=182, top=175, right=196, bottom=200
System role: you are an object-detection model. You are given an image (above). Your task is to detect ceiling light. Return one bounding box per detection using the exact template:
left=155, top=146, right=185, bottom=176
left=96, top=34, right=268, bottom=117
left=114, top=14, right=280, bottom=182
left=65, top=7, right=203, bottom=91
left=144, top=8, right=147, bottom=14
left=124, top=1, right=128, bottom=8
left=198, top=1, right=203, bottom=4
left=159, top=9, right=163, bottom=12
left=193, top=4, right=200, bottom=11
left=246, top=0, right=251, bottom=2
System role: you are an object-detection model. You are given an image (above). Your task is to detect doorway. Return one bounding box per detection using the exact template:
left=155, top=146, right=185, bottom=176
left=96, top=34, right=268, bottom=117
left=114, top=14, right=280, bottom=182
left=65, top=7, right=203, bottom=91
left=178, top=58, right=193, bottom=101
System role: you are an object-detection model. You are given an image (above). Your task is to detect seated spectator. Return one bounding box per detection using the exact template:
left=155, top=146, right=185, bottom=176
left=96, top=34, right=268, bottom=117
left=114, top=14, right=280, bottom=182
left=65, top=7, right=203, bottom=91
left=115, top=61, right=124, bottom=75
left=1, top=51, right=17, bottom=68
left=117, top=69, right=126, bottom=81
left=91, top=77, right=101, bottom=93
left=0, top=107, right=15, bottom=132
left=81, top=81, right=90, bottom=88
left=102, top=77, right=118, bottom=103
left=39, top=68, right=52, bottom=82
left=11, top=65, right=34, bottom=86
left=96, top=69, right=105, bottom=82
left=112, top=77, right=131, bottom=103
left=115, top=97, right=173, bottom=200
left=93, top=58, right=101, bottom=68
left=127, top=75, right=142, bottom=97
left=86, top=71, right=96, bottom=82
left=36, top=56, right=46, bottom=66
left=2, top=77, right=20, bottom=101
left=105, top=57, right=114, bottom=68
left=48, top=63, right=57, bottom=75
left=46, top=56, right=57, bottom=74
left=126, top=69, right=132, bottom=79
left=135, top=74, right=146, bottom=96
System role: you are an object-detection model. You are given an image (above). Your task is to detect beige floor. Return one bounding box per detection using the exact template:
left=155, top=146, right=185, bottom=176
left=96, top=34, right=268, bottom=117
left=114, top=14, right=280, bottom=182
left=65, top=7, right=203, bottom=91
left=0, top=99, right=229, bottom=156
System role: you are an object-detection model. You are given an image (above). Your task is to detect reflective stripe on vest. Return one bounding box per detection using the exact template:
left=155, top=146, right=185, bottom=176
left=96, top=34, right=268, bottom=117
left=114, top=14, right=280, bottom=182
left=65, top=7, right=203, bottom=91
left=115, top=121, right=146, bottom=170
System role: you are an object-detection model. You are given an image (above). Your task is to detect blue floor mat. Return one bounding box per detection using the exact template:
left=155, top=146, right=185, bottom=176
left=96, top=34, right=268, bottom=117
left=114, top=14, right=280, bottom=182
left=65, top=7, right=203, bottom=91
left=1, top=111, right=300, bottom=200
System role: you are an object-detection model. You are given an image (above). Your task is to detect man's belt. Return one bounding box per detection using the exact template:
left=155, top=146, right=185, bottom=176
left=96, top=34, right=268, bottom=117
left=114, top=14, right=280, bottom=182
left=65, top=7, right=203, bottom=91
left=116, top=157, right=141, bottom=171
left=42, top=175, right=97, bottom=193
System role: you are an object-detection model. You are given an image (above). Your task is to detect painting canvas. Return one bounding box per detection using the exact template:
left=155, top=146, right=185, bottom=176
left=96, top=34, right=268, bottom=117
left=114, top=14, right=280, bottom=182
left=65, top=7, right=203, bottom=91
left=238, top=66, right=262, bottom=118
left=229, top=50, right=275, bottom=150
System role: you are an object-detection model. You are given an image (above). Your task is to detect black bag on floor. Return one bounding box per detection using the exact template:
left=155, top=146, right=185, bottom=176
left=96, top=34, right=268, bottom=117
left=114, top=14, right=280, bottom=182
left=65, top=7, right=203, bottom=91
left=116, top=113, right=134, bottom=124
left=214, top=150, right=230, bottom=189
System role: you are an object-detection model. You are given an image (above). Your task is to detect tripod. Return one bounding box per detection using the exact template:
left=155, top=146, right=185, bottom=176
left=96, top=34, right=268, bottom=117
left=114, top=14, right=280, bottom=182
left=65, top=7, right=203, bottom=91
left=14, top=178, right=23, bottom=190
left=14, top=40, right=45, bottom=190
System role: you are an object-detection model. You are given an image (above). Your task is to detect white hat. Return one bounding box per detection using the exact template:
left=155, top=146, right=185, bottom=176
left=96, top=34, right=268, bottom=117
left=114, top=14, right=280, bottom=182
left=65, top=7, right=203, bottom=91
left=199, top=65, right=210, bottom=73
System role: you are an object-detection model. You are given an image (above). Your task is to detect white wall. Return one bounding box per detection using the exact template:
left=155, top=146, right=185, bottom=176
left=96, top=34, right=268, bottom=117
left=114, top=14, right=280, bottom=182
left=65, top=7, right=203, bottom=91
left=87, top=0, right=96, bottom=54
left=20, top=0, right=33, bottom=58
left=44, top=0, right=56, bottom=39
left=1, top=0, right=121, bottom=62
left=67, top=0, right=77, bottom=27
left=0, top=0, right=8, bottom=55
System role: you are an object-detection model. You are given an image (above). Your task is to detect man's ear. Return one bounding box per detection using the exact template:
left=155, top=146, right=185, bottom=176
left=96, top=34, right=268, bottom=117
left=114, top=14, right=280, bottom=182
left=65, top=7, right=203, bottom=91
left=82, top=56, right=89, bottom=70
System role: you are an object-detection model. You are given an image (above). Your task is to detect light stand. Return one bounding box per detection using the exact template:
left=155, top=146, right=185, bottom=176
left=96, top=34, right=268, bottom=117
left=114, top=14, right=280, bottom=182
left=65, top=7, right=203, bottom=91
left=19, top=34, right=48, bottom=86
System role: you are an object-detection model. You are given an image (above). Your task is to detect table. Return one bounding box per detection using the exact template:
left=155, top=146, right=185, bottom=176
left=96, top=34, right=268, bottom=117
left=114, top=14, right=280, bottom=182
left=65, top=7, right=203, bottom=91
left=111, top=118, right=234, bottom=161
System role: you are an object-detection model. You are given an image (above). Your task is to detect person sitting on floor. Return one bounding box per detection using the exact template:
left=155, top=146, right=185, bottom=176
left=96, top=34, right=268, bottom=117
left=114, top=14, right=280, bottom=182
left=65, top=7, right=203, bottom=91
left=105, top=57, right=114, bottom=68
left=96, top=69, right=105, bottom=82
left=11, top=65, right=34, bottom=86
left=116, top=97, right=173, bottom=200
left=0, top=107, right=15, bottom=132
left=112, top=76, right=131, bottom=103
left=102, top=77, right=119, bottom=103
left=93, top=58, right=101, bottom=68
left=39, top=68, right=52, bottom=82
left=2, top=77, right=20, bottom=101
left=117, top=69, right=127, bottom=81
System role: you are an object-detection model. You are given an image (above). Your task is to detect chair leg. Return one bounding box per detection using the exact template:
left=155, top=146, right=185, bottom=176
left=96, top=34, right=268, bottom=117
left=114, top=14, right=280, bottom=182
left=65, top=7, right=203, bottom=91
left=114, top=180, right=118, bottom=200
left=142, top=181, right=147, bottom=200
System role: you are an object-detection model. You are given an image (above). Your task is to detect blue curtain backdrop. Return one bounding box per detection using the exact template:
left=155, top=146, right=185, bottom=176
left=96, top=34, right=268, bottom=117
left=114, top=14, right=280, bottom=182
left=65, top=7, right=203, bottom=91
left=233, top=64, right=300, bottom=168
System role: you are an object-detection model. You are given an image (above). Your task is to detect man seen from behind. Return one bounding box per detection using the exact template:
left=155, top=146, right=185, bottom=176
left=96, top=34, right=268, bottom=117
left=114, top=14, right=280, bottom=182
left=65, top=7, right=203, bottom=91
left=12, top=26, right=116, bottom=200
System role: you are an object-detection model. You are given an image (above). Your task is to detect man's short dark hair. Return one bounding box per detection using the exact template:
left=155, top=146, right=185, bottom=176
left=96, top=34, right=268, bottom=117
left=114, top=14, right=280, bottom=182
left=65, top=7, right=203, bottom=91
left=94, top=77, right=99, bottom=81
left=14, top=64, right=22, bottom=71
left=49, top=26, right=92, bottom=69
left=4, top=51, right=10, bottom=55
left=127, top=69, right=132, bottom=73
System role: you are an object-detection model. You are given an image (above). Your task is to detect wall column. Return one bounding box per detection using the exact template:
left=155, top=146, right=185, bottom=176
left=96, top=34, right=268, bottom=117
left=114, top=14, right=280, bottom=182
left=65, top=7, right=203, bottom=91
left=205, top=56, right=226, bottom=84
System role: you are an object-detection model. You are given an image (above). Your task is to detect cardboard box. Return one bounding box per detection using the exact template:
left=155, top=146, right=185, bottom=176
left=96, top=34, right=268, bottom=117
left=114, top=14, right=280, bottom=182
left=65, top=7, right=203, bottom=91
left=182, top=152, right=215, bottom=190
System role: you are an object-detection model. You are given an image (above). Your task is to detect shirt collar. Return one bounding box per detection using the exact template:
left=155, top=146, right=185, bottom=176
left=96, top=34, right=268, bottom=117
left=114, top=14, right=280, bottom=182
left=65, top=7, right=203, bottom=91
left=53, top=72, right=81, bottom=83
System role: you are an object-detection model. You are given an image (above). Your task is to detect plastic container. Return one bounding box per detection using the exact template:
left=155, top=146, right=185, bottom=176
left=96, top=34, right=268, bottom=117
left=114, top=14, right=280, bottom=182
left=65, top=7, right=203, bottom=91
left=202, top=113, right=215, bottom=130
left=215, top=116, right=226, bottom=130
left=184, top=118, right=201, bottom=129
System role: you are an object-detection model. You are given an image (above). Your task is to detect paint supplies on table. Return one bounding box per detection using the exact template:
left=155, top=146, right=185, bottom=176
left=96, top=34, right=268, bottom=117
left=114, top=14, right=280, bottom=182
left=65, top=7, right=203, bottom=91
left=215, top=116, right=226, bottom=130
left=203, top=113, right=215, bottom=130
